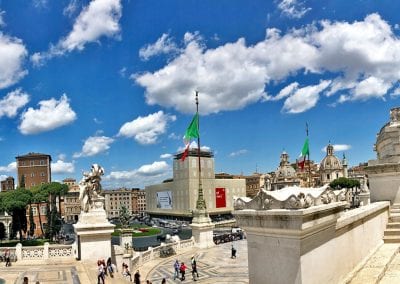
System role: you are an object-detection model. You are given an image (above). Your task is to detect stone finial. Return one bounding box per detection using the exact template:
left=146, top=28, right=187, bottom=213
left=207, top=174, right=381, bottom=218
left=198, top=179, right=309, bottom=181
left=390, top=107, right=400, bottom=125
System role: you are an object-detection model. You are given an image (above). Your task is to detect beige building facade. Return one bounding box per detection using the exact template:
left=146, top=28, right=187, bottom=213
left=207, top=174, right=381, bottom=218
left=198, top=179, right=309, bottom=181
left=62, top=178, right=80, bottom=223
left=1, top=176, right=14, bottom=192
left=145, top=150, right=246, bottom=221
left=366, top=107, right=400, bottom=204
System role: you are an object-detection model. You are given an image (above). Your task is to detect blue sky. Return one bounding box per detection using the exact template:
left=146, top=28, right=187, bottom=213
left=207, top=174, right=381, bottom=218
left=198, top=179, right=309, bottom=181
left=1, top=0, right=400, bottom=189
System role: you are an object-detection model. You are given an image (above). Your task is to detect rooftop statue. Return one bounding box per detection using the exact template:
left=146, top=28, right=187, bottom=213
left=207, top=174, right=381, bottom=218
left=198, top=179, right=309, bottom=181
left=79, top=164, right=104, bottom=212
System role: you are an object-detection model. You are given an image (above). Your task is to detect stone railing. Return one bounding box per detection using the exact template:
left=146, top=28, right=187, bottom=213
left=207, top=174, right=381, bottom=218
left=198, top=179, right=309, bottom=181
left=123, top=237, right=195, bottom=272
left=9, top=243, right=74, bottom=261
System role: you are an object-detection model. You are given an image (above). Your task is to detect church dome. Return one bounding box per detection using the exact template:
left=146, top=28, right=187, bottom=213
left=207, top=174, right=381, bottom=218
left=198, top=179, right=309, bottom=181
left=275, top=151, right=296, bottom=178
left=320, top=144, right=342, bottom=170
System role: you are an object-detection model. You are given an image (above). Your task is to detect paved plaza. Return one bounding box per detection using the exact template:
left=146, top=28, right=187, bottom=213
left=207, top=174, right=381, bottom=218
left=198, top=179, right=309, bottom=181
left=142, top=239, right=249, bottom=283
left=0, top=240, right=248, bottom=284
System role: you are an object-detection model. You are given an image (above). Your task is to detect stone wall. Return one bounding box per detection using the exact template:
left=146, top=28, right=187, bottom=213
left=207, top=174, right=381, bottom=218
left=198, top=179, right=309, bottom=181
left=234, top=202, right=389, bottom=284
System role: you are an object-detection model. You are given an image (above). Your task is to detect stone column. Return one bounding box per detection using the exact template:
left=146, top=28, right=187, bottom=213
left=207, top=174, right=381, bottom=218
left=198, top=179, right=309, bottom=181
left=234, top=202, right=346, bottom=284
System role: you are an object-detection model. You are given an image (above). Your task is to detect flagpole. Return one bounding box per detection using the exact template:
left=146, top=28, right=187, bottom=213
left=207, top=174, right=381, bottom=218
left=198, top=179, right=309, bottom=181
left=195, top=91, right=206, bottom=210
left=306, top=123, right=311, bottom=187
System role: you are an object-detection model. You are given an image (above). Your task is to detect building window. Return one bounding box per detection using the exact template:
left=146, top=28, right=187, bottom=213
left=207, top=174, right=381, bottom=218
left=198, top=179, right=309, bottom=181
left=40, top=160, right=45, bottom=165
left=31, top=172, right=35, bottom=177
left=31, top=182, right=35, bottom=186
left=32, top=207, right=38, bottom=216
left=40, top=206, right=47, bottom=215
left=41, top=172, right=45, bottom=177
left=30, top=161, right=34, bottom=166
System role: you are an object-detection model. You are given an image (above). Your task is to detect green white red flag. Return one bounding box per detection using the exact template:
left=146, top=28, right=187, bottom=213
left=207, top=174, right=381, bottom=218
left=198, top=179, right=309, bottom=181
left=297, top=137, right=309, bottom=170
left=181, top=113, right=199, bottom=161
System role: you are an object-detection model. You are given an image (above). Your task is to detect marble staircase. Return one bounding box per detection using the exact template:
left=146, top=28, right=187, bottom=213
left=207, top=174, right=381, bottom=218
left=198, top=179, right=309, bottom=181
left=384, top=204, right=400, bottom=243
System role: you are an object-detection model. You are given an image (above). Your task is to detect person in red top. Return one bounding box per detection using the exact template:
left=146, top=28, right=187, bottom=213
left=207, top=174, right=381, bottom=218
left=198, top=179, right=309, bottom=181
left=179, top=262, right=187, bottom=281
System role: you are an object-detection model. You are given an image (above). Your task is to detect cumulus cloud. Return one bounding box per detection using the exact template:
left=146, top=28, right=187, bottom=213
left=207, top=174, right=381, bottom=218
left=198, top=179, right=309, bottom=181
left=177, top=141, right=211, bottom=152
left=229, top=149, right=248, bottom=157
left=160, top=153, right=173, bottom=159
left=31, top=0, right=122, bottom=65
left=118, top=111, right=176, bottom=145
left=135, top=14, right=400, bottom=114
left=19, top=94, right=77, bottom=135
left=104, top=161, right=171, bottom=188
left=0, top=88, right=29, bottom=119
left=282, top=80, right=331, bottom=113
left=277, top=0, right=311, bottom=19
left=33, top=0, right=48, bottom=9
left=322, top=144, right=352, bottom=152
left=0, top=33, right=28, bottom=89
left=52, top=160, right=75, bottom=174
left=0, top=174, right=7, bottom=181
left=73, top=135, right=114, bottom=158
left=0, top=162, right=16, bottom=173
left=139, top=33, right=179, bottom=61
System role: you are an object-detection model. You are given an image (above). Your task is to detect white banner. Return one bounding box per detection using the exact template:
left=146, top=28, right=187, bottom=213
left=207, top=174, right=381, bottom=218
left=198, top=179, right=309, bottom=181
left=156, top=191, right=172, bottom=209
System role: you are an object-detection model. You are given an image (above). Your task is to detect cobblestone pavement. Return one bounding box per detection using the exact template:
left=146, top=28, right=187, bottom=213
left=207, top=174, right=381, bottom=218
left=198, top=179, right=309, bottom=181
left=145, top=239, right=249, bottom=284
left=0, top=265, right=81, bottom=284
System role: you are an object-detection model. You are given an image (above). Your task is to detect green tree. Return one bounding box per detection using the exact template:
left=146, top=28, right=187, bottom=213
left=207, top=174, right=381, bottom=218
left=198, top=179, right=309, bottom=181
left=29, top=204, right=35, bottom=237
left=0, top=222, right=6, bottom=242
left=119, top=205, right=130, bottom=228
left=31, top=185, right=49, bottom=237
left=1, top=189, right=32, bottom=241
left=329, top=177, right=361, bottom=190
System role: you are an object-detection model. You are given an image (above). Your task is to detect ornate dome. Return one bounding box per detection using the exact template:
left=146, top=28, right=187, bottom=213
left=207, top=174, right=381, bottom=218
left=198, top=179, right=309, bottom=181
left=320, top=144, right=342, bottom=170
left=275, top=151, right=296, bottom=178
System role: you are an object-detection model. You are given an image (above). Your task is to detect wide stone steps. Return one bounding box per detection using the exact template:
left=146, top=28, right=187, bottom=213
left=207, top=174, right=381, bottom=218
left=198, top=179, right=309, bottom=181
left=384, top=204, right=400, bottom=243
left=347, top=244, right=400, bottom=284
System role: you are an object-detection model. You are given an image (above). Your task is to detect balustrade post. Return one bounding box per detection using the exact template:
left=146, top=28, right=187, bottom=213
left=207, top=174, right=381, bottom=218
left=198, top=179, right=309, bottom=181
left=16, top=243, right=22, bottom=261
left=44, top=242, right=49, bottom=259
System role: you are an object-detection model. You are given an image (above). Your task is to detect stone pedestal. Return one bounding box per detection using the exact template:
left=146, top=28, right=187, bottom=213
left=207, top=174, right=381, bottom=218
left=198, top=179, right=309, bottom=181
left=73, top=198, right=115, bottom=261
left=234, top=202, right=346, bottom=284
left=190, top=209, right=215, bottom=249
left=120, top=228, right=133, bottom=255
left=359, top=192, right=370, bottom=206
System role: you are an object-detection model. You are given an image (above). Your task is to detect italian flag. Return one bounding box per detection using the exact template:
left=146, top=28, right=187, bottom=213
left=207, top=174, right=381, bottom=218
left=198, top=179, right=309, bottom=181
left=181, top=113, right=199, bottom=161
left=298, top=138, right=309, bottom=170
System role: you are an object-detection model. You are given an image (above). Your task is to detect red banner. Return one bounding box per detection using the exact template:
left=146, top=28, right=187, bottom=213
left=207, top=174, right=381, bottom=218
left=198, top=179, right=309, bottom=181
left=215, top=188, right=226, bottom=208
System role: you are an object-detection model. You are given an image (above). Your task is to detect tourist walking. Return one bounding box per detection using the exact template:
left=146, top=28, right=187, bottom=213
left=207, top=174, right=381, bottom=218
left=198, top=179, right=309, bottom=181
left=161, top=278, right=166, bottom=284
left=231, top=244, right=237, bottom=258
left=122, top=263, right=132, bottom=282
left=97, top=260, right=105, bottom=284
left=173, top=259, right=180, bottom=280
left=4, top=249, right=11, bottom=267
left=106, top=257, right=114, bottom=277
left=134, top=269, right=141, bottom=284
left=179, top=262, right=187, bottom=281
left=191, top=256, right=199, bottom=281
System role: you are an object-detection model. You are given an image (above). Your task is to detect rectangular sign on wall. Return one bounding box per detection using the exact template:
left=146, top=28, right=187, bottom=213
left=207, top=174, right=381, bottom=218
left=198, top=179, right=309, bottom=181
left=156, top=191, right=172, bottom=209
left=215, top=187, right=226, bottom=208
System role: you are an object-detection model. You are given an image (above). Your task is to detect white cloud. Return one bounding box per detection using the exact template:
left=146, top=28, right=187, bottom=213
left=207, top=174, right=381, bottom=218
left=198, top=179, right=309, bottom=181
left=177, top=141, right=210, bottom=152
left=322, top=144, right=352, bottom=152
left=391, top=87, right=400, bottom=97
left=229, top=149, right=248, bottom=157
left=73, top=135, right=114, bottom=158
left=265, top=82, right=299, bottom=101
left=139, top=33, right=179, bottom=61
left=63, top=0, right=80, bottom=17
left=0, top=88, right=29, bottom=119
left=282, top=80, right=331, bottom=113
left=0, top=33, right=28, bottom=89
left=0, top=162, right=16, bottom=173
left=0, top=174, right=7, bottom=181
left=135, top=14, right=400, bottom=114
left=19, top=94, right=77, bottom=135
left=33, top=0, right=48, bottom=9
left=104, top=161, right=171, bottom=188
left=160, top=153, right=173, bottom=159
left=31, top=0, right=122, bottom=65
left=277, top=0, right=311, bottom=19
left=118, top=111, right=176, bottom=145
left=52, top=160, right=75, bottom=174
left=168, top=132, right=181, bottom=140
